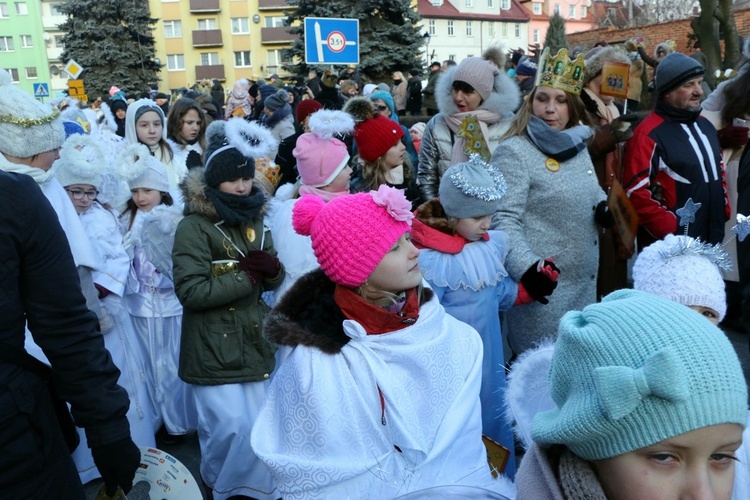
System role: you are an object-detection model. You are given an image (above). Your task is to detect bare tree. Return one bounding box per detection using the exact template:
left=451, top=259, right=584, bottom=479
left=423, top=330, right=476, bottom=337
left=691, top=0, right=740, bottom=86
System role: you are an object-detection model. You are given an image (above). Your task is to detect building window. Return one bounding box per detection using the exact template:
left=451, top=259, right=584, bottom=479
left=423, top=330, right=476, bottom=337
left=20, top=35, right=32, bottom=47
left=0, top=36, right=14, bottom=51
left=581, top=5, right=587, bottom=17
left=448, top=55, right=456, bottom=61
left=514, top=23, right=520, bottom=37
left=488, top=0, right=493, bottom=6
left=569, top=5, right=575, bottom=17
left=231, top=17, right=249, bottom=34
left=14, top=2, right=26, bottom=15
left=7, top=68, right=18, bottom=81
left=428, top=19, right=436, bottom=36
left=554, top=3, right=560, bottom=14
left=533, top=2, right=542, bottom=14
left=447, top=20, right=454, bottom=36
left=167, top=54, right=184, bottom=71
left=266, top=49, right=290, bottom=68
left=533, top=29, right=540, bottom=43
left=25, top=67, right=37, bottom=78
left=197, top=18, right=217, bottom=30
left=501, top=0, right=510, bottom=9
left=163, top=20, right=182, bottom=38
left=488, top=22, right=495, bottom=36
left=54, top=35, right=64, bottom=47
left=234, top=50, right=251, bottom=67
left=465, top=0, right=472, bottom=6
left=200, top=52, right=219, bottom=66
left=502, top=22, right=507, bottom=36
left=0, top=3, right=8, bottom=17
left=264, top=16, right=284, bottom=28
left=466, top=21, right=473, bottom=36
left=50, top=3, right=64, bottom=15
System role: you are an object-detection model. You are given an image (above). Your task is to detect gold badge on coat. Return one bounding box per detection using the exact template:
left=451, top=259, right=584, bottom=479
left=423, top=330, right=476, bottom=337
left=246, top=227, right=256, bottom=242
left=546, top=158, right=560, bottom=172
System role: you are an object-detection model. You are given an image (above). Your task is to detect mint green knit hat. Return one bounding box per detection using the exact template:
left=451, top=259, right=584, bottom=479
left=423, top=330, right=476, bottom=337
left=532, top=289, right=747, bottom=460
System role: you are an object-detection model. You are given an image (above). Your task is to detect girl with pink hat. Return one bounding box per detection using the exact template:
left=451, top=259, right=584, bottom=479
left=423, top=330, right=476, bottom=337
left=251, top=185, right=514, bottom=498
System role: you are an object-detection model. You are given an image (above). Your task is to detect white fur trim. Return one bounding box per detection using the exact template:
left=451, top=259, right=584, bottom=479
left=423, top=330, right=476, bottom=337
left=224, top=117, right=278, bottom=159
left=308, top=109, right=355, bottom=139
left=56, top=134, right=107, bottom=188
left=99, top=102, right=118, bottom=132
left=115, top=142, right=153, bottom=182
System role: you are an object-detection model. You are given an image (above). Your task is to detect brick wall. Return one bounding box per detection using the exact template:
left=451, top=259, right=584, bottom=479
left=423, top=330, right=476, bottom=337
left=568, top=8, right=750, bottom=55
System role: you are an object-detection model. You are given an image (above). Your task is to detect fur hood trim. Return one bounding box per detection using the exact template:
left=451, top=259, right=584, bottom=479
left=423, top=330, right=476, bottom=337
left=436, top=56, right=520, bottom=117
left=180, top=167, right=220, bottom=220
left=264, top=269, right=434, bottom=353
left=415, top=198, right=453, bottom=235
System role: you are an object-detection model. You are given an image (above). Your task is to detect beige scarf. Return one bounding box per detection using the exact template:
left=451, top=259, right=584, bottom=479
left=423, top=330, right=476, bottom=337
left=443, top=110, right=501, bottom=164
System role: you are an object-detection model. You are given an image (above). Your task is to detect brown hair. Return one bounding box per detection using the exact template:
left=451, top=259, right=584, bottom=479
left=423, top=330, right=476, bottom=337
left=357, top=153, right=413, bottom=193
left=124, top=192, right=174, bottom=230
left=503, top=86, right=591, bottom=139
left=167, top=98, right=207, bottom=151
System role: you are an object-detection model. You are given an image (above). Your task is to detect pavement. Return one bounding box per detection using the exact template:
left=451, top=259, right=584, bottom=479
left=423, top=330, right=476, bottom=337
left=84, top=323, right=750, bottom=500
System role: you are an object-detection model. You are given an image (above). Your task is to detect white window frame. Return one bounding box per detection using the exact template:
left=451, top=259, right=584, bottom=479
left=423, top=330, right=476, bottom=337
left=428, top=19, right=436, bottom=36
left=0, top=3, right=8, bottom=17
left=554, top=3, right=561, bottom=14
left=514, top=23, right=520, bottom=37
left=447, top=20, right=454, bottom=36
left=581, top=5, right=587, bottom=17
left=488, top=0, right=493, bottom=6
left=163, top=20, right=182, bottom=38
left=234, top=50, right=251, bottom=67
left=569, top=5, right=575, bottom=18
left=200, top=52, right=219, bottom=66
left=466, top=21, right=473, bottom=37
left=264, top=16, right=284, bottom=28
left=25, top=67, right=37, bottom=79
left=231, top=17, right=250, bottom=34
left=197, top=18, right=217, bottom=31
left=533, top=29, right=540, bottom=44
left=0, top=36, right=14, bottom=51
left=54, top=35, right=64, bottom=47
left=7, top=68, right=18, bottom=82
left=20, top=34, right=32, bottom=48
left=167, top=54, right=185, bottom=71
left=502, top=22, right=507, bottom=36
left=501, top=0, right=510, bottom=10
left=488, top=22, right=495, bottom=36
left=533, top=2, right=542, bottom=14
left=14, top=2, right=26, bottom=15
left=49, top=3, right=64, bottom=15
left=465, top=0, right=472, bottom=6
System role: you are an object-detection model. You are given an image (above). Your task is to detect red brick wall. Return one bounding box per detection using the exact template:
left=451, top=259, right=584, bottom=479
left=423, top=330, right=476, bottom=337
left=568, top=9, right=750, bottom=56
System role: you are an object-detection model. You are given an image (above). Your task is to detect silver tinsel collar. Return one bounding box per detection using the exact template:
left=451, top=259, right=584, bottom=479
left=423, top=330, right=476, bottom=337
left=657, top=237, right=732, bottom=272
left=448, top=154, right=507, bottom=202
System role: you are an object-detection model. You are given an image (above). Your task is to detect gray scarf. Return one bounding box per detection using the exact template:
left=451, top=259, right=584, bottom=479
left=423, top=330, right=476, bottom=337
left=526, top=115, right=592, bottom=162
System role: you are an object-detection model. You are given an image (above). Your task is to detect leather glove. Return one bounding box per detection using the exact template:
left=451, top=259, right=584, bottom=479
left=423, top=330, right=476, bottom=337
left=92, top=437, right=140, bottom=496
left=595, top=200, right=615, bottom=229
left=609, top=117, right=634, bottom=143
left=520, top=259, right=560, bottom=305
left=238, top=256, right=262, bottom=285
left=243, top=250, right=282, bottom=279
left=717, top=125, right=749, bottom=149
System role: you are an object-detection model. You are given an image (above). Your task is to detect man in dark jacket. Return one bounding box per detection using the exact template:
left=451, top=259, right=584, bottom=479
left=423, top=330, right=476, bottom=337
left=623, top=52, right=728, bottom=248
left=422, top=61, right=441, bottom=116
left=0, top=171, right=140, bottom=498
left=406, top=70, right=423, bottom=116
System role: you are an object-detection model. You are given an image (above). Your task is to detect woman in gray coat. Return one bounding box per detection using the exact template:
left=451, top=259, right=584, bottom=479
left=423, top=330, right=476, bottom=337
left=491, top=49, right=610, bottom=355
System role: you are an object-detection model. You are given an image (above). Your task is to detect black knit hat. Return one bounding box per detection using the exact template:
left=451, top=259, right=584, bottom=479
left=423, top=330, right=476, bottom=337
left=655, top=52, right=705, bottom=96
left=203, top=119, right=277, bottom=187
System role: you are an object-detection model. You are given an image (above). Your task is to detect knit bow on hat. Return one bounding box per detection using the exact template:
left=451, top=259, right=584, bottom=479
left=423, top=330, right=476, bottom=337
left=594, top=349, right=689, bottom=420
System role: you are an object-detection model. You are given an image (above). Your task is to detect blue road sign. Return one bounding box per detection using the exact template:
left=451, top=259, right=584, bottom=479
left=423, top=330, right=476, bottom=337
left=304, top=17, right=359, bottom=65
left=33, top=82, right=50, bottom=98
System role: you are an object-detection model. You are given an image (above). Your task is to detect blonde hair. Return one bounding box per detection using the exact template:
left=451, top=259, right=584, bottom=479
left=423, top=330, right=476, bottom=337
left=357, top=154, right=412, bottom=192
left=356, top=282, right=424, bottom=308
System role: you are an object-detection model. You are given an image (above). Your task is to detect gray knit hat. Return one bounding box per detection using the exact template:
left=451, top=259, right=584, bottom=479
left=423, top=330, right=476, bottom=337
left=264, top=89, right=289, bottom=112
left=438, top=154, right=506, bottom=218
left=655, top=52, right=704, bottom=95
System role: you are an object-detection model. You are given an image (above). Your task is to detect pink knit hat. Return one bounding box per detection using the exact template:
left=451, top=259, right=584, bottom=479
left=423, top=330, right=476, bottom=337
left=453, top=56, right=500, bottom=101
left=293, top=109, right=354, bottom=188
left=292, top=185, right=414, bottom=287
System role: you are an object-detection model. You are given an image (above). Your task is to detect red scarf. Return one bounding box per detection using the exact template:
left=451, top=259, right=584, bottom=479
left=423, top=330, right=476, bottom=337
left=334, top=286, right=420, bottom=335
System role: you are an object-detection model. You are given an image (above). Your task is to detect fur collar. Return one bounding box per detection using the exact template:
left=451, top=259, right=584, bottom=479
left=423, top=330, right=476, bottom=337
left=264, top=269, right=433, bottom=354
left=435, top=65, right=521, bottom=118
left=415, top=199, right=454, bottom=234
left=412, top=199, right=487, bottom=254
left=180, top=167, right=267, bottom=222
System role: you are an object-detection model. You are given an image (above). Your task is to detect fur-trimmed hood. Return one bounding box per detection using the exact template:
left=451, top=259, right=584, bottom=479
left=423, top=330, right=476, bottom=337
left=264, top=269, right=433, bottom=354
left=435, top=51, right=521, bottom=117
left=179, top=166, right=267, bottom=222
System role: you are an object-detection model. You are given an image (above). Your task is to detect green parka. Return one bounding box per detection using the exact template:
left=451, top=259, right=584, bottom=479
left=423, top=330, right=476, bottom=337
left=173, top=168, right=284, bottom=385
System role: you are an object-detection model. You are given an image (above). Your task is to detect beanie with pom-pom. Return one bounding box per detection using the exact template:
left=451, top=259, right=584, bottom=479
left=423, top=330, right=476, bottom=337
left=292, top=185, right=413, bottom=287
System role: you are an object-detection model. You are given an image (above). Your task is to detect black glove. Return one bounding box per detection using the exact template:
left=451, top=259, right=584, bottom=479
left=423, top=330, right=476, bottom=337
left=595, top=200, right=615, bottom=229
left=91, top=437, right=140, bottom=496
left=241, top=250, right=282, bottom=280
left=520, top=260, right=560, bottom=305
left=239, top=256, right=262, bottom=284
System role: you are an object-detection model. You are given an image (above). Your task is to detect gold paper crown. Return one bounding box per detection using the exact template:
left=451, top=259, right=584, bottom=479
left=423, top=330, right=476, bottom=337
left=254, top=157, right=281, bottom=196
left=538, top=48, right=586, bottom=95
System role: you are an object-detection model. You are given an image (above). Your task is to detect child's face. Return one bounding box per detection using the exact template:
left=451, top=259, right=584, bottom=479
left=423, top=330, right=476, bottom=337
left=366, top=233, right=422, bottom=294
left=131, top=188, right=162, bottom=212
left=382, top=139, right=405, bottom=169
left=136, top=111, right=163, bottom=146
left=115, top=109, right=126, bottom=120
left=689, top=305, right=721, bottom=325
left=453, top=215, right=492, bottom=242
left=65, top=183, right=97, bottom=214
left=409, top=129, right=422, bottom=142
left=179, top=109, right=202, bottom=143
left=593, top=423, right=742, bottom=500
left=320, top=165, right=352, bottom=194
left=218, top=177, right=253, bottom=196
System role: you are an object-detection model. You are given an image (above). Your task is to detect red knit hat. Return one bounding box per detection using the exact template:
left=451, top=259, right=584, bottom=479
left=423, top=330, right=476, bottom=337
left=295, top=99, right=323, bottom=124
left=353, top=114, right=404, bottom=162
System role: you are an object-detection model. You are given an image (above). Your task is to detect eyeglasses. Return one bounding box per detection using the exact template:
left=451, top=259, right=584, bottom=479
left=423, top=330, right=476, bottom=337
left=65, top=188, right=99, bottom=200
left=376, top=105, right=389, bottom=112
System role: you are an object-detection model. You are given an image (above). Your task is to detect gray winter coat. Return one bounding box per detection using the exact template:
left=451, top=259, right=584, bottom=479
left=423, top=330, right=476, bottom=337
left=490, top=135, right=605, bottom=355
left=417, top=64, right=520, bottom=202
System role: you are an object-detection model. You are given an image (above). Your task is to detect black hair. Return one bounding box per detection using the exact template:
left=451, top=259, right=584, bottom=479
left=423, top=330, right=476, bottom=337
left=452, top=81, right=477, bottom=94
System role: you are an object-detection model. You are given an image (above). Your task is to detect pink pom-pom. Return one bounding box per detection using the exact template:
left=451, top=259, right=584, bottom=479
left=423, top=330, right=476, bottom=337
left=292, top=195, right=325, bottom=236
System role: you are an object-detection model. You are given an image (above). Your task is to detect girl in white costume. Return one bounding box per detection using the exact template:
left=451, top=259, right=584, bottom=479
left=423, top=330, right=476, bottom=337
left=252, top=185, right=514, bottom=499
left=56, top=135, right=156, bottom=483
left=119, top=143, right=197, bottom=439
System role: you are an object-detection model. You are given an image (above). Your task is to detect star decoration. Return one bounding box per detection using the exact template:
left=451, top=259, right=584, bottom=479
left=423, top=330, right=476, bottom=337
left=732, top=213, right=750, bottom=242
left=675, top=198, right=702, bottom=227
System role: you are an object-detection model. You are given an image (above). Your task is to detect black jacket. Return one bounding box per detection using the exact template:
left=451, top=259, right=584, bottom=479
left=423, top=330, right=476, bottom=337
left=0, top=171, right=131, bottom=490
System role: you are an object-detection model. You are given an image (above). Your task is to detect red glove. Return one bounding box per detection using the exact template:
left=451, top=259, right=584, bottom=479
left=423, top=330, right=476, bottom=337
left=514, top=282, right=534, bottom=305
left=717, top=125, right=749, bottom=149
left=242, top=250, right=282, bottom=279
left=95, top=284, right=112, bottom=299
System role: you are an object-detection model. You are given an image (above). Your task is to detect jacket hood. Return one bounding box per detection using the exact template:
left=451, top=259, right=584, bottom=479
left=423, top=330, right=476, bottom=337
left=436, top=63, right=520, bottom=117
left=180, top=167, right=220, bottom=221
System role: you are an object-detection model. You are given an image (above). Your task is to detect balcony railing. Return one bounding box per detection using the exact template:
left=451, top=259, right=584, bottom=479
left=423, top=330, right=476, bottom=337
left=261, top=26, right=294, bottom=44
left=195, top=64, right=225, bottom=80
left=189, top=0, right=220, bottom=13
left=192, top=30, right=223, bottom=47
left=259, top=0, right=288, bottom=9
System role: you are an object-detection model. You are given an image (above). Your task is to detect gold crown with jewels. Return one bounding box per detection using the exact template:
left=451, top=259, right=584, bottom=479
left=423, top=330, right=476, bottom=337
left=537, top=47, right=586, bottom=95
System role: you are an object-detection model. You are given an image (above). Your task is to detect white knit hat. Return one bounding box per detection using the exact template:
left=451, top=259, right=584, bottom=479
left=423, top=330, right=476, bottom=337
left=0, top=68, right=65, bottom=157
left=117, top=142, right=170, bottom=192
left=633, top=234, right=729, bottom=321
left=55, top=134, right=107, bottom=189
